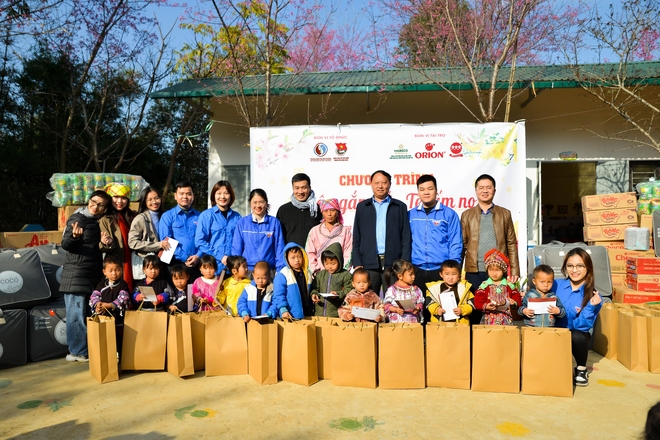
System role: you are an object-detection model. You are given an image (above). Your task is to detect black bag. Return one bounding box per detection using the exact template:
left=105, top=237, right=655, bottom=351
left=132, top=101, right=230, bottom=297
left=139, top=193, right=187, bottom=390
left=28, top=300, right=68, bottom=362
left=34, top=244, right=67, bottom=301
left=0, top=248, right=51, bottom=309
left=0, top=309, right=28, bottom=368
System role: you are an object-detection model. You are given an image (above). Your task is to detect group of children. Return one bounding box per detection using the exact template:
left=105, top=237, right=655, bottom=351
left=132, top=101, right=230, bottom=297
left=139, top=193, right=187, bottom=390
left=91, top=243, right=567, bottom=332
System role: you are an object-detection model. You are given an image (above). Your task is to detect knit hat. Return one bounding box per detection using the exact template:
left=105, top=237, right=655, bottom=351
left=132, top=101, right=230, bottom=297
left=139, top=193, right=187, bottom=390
left=484, top=249, right=509, bottom=273
left=104, top=182, right=131, bottom=198
left=318, top=198, right=343, bottom=224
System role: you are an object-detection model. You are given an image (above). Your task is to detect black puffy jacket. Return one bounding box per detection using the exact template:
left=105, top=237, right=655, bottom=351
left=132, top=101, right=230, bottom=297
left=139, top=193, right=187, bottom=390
left=60, top=210, right=103, bottom=295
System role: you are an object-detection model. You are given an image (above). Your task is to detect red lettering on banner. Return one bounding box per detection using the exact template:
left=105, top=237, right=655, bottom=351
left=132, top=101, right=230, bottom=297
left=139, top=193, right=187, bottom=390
left=459, top=197, right=477, bottom=208
left=339, top=175, right=371, bottom=186
left=336, top=191, right=362, bottom=213
left=394, top=173, right=422, bottom=185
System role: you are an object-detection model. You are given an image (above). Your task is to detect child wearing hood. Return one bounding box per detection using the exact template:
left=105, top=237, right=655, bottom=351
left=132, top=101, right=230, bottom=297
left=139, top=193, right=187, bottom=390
left=310, top=242, right=353, bottom=317
left=273, top=243, right=314, bottom=319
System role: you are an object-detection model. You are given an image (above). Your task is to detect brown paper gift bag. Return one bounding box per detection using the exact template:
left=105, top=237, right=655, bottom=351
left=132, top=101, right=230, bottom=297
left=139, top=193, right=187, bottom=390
left=378, top=323, right=425, bottom=389
left=645, top=311, right=660, bottom=374
left=167, top=313, right=195, bottom=377
left=593, top=303, right=622, bottom=360
left=247, top=319, right=278, bottom=385
left=331, top=322, right=377, bottom=389
left=617, top=309, right=649, bottom=372
left=121, top=309, right=168, bottom=371
left=280, top=320, right=318, bottom=386
left=205, top=315, right=248, bottom=376
left=87, top=314, right=118, bottom=384
left=425, top=322, right=471, bottom=389
left=305, top=317, right=341, bottom=379
left=471, top=325, right=520, bottom=394
left=189, top=311, right=226, bottom=371
left=521, top=327, right=572, bottom=397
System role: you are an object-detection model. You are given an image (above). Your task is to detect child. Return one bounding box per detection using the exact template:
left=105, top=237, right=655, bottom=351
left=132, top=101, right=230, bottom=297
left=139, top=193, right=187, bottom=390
left=425, top=259, right=474, bottom=324
left=338, top=268, right=384, bottom=322
left=519, top=264, right=566, bottom=327
left=220, top=256, right=250, bottom=316
left=132, top=255, right=172, bottom=311
left=237, top=261, right=276, bottom=321
left=192, top=255, right=222, bottom=311
left=473, top=249, right=522, bottom=325
left=383, top=259, right=425, bottom=323
left=310, top=243, right=352, bottom=317
left=273, top=243, right=313, bottom=320
left=169, top=264, right=190, bottom=313
left=91, top=255, right=130, bottom=318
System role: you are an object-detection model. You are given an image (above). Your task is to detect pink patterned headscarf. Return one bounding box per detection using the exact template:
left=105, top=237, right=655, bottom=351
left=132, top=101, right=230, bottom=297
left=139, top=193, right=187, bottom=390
left=318, top=198, right=343, bottom=224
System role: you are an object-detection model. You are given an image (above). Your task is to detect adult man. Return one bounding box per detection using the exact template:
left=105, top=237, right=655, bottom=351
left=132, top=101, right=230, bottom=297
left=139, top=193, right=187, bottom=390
left=461, top=174, right=519, bottom=322
left=159, top=181, right=202, bottom=277
left=409, top=175, right=462, bottom=291
left=276, top=173, right=322, bottom=246
left=352, top=170, right=411, bottom=295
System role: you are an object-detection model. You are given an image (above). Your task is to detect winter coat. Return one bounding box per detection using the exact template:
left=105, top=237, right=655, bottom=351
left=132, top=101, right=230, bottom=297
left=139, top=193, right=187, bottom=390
left=425, top=280, right=474, bottom=324
left=60, top=210, right=104, bottom=295
left=309, top=242, right=353, bottom=317
left=273, top=243, right=313, bottom=319
left=237, top=281, right=276, bottom=318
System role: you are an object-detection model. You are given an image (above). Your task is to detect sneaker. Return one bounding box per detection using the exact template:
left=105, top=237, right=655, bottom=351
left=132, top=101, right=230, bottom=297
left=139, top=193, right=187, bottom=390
left=574, top=368, right=589, bottom=386
left=65, top=353, right=89, bottom=363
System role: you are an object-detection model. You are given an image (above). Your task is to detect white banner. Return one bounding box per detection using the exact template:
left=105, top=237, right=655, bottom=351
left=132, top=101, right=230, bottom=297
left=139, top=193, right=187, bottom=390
left=250, top=122, right=527, bottom=274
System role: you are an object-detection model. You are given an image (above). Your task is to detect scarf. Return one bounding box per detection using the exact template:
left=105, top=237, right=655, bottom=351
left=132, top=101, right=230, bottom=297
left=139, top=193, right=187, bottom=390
left=290, top=190, right=317, bottom=218
left=118, top=214, right=134, bottom=290
left=318, top=198, right=343, bottom=224
left=74, top=207, right=97, bottom=218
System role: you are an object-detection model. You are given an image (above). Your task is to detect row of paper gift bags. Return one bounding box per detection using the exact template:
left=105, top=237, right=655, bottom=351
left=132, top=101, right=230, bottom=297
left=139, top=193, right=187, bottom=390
left=87, top=313, right=574, bottom=397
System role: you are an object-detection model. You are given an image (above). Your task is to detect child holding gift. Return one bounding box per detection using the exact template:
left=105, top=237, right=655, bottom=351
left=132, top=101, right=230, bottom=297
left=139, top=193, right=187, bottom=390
left=273, top=243, right=314, bottom=320
left=220, top=256, right=250, bottom=316
left=337, top=268, right=384, bottom=322
left=425, top=259, right=474, bottom=324
left=132, top=255, right=172, bottom=311
left=519, top=264, right=565, bottom=327
left=310, top=243, right=352, bottom=317
left=192, top=255, right=222, bottom=311
left=237, top=261, right=276, bottom=321
left=473, top=249, right=521, bottom=325
left=383, top=259, right=425, bottom=323
left=169, top=264, right=190, bottom=313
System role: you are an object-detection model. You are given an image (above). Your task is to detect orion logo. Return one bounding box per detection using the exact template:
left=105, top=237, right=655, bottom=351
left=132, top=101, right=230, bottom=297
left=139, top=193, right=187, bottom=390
left=0, top=271, right=23, bottom=294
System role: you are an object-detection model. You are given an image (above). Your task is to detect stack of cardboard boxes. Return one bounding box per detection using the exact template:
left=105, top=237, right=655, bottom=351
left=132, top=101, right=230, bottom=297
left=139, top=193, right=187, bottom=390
left=619, top=257, right=660, bottom=303
left=582, top=192, right=659, bottom=304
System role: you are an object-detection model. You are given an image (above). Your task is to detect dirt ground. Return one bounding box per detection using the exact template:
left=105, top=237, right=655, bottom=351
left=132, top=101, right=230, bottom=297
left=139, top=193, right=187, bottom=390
left=1, top=350, right=659, bottom=440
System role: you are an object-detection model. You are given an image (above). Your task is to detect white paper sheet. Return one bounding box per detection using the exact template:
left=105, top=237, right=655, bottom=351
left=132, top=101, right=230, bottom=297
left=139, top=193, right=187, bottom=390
left=352, top=306, right=381, bottom=321
left=159, top=238, right=179, bottom=264
left=252, top=314, right=269, bottom=320
left=528, top=298, right=556, bottom=314
left=187, top=284, right=193, bottom=312
left=319, top=293, right=339, bottom=298
left=138, top=286, right=157, bottom=302
left=439, top=290, right=458, bottom=321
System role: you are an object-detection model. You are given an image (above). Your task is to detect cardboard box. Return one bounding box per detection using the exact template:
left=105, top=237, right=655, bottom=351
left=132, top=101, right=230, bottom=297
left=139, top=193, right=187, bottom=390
left=588, top=241, right=625, bottom=249
left=0, top=231, right=62, bottom=249
left=626, top=256, right=660, bottom=274
left=615, top=286, right=660, bottom=303
left=627, top=273, right=660, bottom=283
left=625, top=279, right=660, bottom=292
left=612, top=273, right=627, bottom=288
left=581, top=192, right=637, bottom=211
left=608, top=249, right=657, bottom=273
left=583, top=208, right=637, bottom=226
left=58, top=202, right=139, bottom=231
left=584, top=225, right=634, bottom=241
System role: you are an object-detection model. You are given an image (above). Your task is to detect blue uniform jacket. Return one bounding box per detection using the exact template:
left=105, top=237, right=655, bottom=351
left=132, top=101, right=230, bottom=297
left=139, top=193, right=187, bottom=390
left=554, top=278, right=602, bottom=332
left=273, top=243, right=313, bottom=319
left=231, top=214, right=285, bottom=271
left=409, top=202, right=462, bottom=270
left=158, top=205, right=201, bottom=262
left=237, top=281, right=276, bottom=318
left=195, top=206, right=240, bottom=273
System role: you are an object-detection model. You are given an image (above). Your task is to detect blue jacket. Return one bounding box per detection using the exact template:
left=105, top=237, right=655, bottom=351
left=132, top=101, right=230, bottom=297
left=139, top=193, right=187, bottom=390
left=409, top=202, right=462, bottom=270
left=519, top=288, right=566, bottom=327
left=231, top=214, right=285, bottom=271
left=554, top=278, right=602, bottom=332
left=158, top=205, right=201, bottom=263
left=352, top=197, right=411, bottom=270
left=273, top=242, right=313, bottom=319
left=195, top=206, right=240, bottom=273
left=237, top=281, right=276, bottom=318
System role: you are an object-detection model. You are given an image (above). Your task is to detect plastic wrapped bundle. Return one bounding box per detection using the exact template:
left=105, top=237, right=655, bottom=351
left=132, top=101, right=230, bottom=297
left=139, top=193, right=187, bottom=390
left=624, top=227, right=650, bottom=251
left=48, top=172, right=150, bottom=206
left=637, top=181, right=654, bottom=200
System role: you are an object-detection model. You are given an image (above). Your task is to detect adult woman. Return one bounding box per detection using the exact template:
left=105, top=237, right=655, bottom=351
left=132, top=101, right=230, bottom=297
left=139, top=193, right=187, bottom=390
left=128, top=186, right=170, bottom=280
left=100, top=182, right=136, bottom=289
left=555, top=247, right=603, bottom=387
left=305, top=198, right=352, bottom=273
left=60, top=190, right=112, bottom=362
left=231, top=189, right=285, bottom=271
left=195, top=180, right=241, bottom=274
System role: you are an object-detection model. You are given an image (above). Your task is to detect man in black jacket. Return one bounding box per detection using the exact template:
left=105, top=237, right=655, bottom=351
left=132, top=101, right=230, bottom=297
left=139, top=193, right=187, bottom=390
left=276, top=173, right=322, bottom=247
left=352, top=170, right=411, bottom=295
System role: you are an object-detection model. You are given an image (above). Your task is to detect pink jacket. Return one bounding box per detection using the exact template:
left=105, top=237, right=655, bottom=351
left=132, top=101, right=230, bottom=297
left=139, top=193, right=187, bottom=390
left=305, top=223, right=352, bottom=273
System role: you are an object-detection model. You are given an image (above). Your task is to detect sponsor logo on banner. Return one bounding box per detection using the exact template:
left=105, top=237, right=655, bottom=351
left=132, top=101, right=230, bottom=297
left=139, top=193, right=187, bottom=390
left=450, top=142, right=463, bottom=157
left=334, top=143, right=349, bottom=162
left=0, top=271, right=23, bottom=294
left=311, top=143, right=331, bottom=162
left=415, top=143, right=445, bottom=159
left=390, top=144, right=413, bottom=160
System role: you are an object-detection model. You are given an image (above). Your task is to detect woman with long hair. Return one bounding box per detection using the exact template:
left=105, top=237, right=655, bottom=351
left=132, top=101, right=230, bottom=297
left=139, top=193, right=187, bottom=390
left=555, top=247, right=603, bottom=387
left=100, top=183, right=137, bottom=290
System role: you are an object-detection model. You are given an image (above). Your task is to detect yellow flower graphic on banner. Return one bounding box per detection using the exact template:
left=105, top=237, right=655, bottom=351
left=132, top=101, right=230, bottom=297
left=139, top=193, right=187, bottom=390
left=456, top=125, right=518, bottom=166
